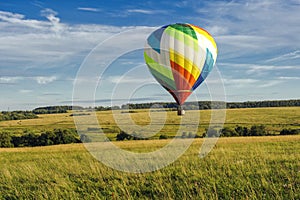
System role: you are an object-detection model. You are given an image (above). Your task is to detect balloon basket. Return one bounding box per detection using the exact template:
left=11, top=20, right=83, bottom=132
left=177, top=106, right=185, bottom=116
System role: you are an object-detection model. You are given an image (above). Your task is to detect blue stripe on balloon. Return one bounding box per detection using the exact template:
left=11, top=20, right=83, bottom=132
left=147, top=27, right=165, bottom=54
left=192, top=48, right=214, bottom=91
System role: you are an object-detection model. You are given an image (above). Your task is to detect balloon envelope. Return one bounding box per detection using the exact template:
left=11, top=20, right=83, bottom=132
left=144, top=23, right=217, bottom=105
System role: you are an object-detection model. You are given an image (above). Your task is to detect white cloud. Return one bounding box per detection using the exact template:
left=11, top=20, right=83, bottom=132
left=126, top=9, right=168, bottom=15
left=219, top=63, right=299, bottom=74
left=223, top=77, right=283, bottom=89
left=278, top=76, right=300, bottom=80
left=246, top=65, right=298, bottom=74
left=222, top=78, right=258, bottom=88
left=127, top=9, right=155, bottom=14
left=0, top=9, right=140, bottom=76
left=109, top=75, right=155, bottom=84
left=224, top=78, right=258, bottom=84
left=0, top=10, right=44, bottom=29
left=0, top=76, right=23, bottom=84
left=19, top=89, right=33, bottom=94
left=258, top=80, right=283, bottom=88
left=217, top=35, right=271, bottom=49
left=205, top=25, right=228, bottom=35
left=35, top=76, right=57, bottom=84
left=265, top=50, right=300, bottom=63
left=40, top=8, right=64, bottom=34
left=41, top=8, right=59, bottom=23
left=0, top=75, right=60, bottom=85
left=0, top=10, right=24, bottom=20
left=174, top=1, right=189, bottom=8
left=77, top=7, right=101, bottom=12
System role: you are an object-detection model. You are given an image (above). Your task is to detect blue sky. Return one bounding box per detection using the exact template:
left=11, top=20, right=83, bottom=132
left=0, top=0, right=299, bottom=110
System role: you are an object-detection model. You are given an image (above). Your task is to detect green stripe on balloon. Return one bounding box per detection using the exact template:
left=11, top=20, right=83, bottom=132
left=144, top=52, right=176, bottom=90
left=164, top=27, right=199, bottom=52
left=169, top=23, right=197, bottom=40
left=147, top=66, right=176, bottom=91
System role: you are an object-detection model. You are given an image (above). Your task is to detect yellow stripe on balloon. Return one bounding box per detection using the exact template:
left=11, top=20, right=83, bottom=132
left=169, top=49, right=201, bottom=80
left=190, top=25, right=217, bottom=53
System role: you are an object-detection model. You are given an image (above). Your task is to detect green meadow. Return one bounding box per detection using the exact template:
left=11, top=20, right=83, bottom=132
left=1, top=107, right=299, bottom=138
left=0, top=107, right=299, bottom=199
left=0, top=136, right=299, bottom=199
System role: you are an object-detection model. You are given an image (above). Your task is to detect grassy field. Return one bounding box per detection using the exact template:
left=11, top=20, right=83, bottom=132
left=0, top=107, right=299, bottom=199
left=1, top=107, right=299, bottom=138
left=0, top=136, right=299, bottom=199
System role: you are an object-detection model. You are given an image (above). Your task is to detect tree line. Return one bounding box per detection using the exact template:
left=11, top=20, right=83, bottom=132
left=116, top=125, right=300, bottom=141
left=0, top=111, right=38, bottom=121
left=204, top=125, right=299, bottom=137
left=91, top=99, right=300, bottom=111
left=1, top=100, right=298, bottom=119
left=0, top=129, right=81, bottom=148
left=42, top=99, right=300, bottom=113
left=122, top=99, right=300, bottom=110
left=1, top=126, right=299, bottom=147
left=32, top=106, right=83, bottom=114
left=0, top=106, right=85, bottom=122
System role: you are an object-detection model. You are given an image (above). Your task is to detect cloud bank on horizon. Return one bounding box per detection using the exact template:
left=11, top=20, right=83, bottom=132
left=0, top=0, right=299, bottom=110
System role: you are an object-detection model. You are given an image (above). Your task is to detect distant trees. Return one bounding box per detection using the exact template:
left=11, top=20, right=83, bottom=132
left=116, top=131, right=132, bottom=141
left=0, top=129, right=81, bottom=148
left=227, top=99, right=300, bottom=109
left=116, top=130, right=200, bottom=141
left=115, top=131, right=147, bottom=141
left=0, top=106, right=87, bottom=121
left=249, top=125, right=267, bottom=136
left=235, top=126, right=249, bottom=137
left=114, top=125, right=300, bottom=141
left=118, top=99, right=300, bottom=111
left=159, top=134, right=168, bottom=139
left=0, top=111, right=38, bottom=121
left=2, top=99, right=299, bottom=120
left=280, top=129, right=300, bottom=135
left=1, top=126, right=299, bottom=148
left=218, top=125, right=268, bottom=137
left=220, top=127, right=238, bottom=137
left=30, top=99, right=300, bottom=114
left=32, top=106, right=82, bottom=114
left=220, top=125, right=268, bottom=137
left=95, top=106, right=120, bottom=111
left=218, top=125, right=299, bottom=137
left=0, top=133, right=13, bottom=147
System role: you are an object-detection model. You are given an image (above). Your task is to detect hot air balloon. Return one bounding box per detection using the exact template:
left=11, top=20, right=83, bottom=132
left=144, top=23, right=217, bottom=115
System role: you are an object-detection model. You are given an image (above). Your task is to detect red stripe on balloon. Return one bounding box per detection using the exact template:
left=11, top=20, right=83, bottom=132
left=170, top=60, right=196, bottom=89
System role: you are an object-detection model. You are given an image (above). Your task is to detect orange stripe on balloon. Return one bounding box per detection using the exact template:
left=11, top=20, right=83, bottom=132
left=170, top=60, right=196, bottom=90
